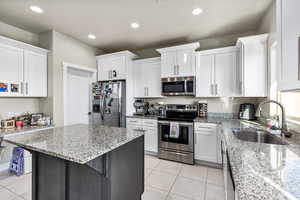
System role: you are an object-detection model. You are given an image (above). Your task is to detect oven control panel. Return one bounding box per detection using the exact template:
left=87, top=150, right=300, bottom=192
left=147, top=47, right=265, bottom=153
left=165, top=104, right=197, bottom=111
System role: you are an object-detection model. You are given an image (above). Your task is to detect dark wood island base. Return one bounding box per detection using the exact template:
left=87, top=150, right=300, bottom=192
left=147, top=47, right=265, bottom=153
left=31, top=136, right=144, bottom=200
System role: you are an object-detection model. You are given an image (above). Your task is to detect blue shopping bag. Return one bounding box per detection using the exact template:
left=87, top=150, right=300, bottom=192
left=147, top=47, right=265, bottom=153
left=9, top=147, right=24, bottom=176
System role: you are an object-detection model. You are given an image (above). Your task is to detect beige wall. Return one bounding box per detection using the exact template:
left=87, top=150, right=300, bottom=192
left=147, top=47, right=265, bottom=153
left=39, top=30, right=102, bottom=126
left=0, top=21, right=39, bottom=46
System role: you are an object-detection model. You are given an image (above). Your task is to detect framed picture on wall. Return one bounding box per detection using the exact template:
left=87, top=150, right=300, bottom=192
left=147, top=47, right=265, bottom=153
left=0, top=82, right=8, bottom=93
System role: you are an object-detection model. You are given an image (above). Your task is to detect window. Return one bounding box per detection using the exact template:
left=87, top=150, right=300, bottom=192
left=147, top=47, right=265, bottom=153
left=279, top=91, right=300, bottom=123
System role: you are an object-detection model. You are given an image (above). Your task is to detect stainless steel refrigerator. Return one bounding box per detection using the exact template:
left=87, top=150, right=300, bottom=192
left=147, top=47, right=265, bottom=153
left=90, top=81, right=126, bottom=127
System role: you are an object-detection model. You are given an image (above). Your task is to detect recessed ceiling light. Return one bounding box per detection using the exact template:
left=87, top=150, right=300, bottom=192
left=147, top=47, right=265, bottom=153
left=192, top=8, right=203, bottom=15
left=131, top=22, right=140, bottom=29
left=30, top=6, right=43, bottom=14
left=88, top=34, right=96, bottom=40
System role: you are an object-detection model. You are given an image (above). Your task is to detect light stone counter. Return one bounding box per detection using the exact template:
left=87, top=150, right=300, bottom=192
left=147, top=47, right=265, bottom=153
left=4, top=124, right=144, bottom=164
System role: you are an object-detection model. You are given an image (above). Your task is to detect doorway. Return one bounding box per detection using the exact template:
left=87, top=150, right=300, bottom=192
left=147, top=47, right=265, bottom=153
left=63, top=62, right=96, bottom=126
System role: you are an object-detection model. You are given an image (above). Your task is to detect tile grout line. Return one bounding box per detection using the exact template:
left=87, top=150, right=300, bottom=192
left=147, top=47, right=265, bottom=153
left=165, top=164, right=183, bottom=199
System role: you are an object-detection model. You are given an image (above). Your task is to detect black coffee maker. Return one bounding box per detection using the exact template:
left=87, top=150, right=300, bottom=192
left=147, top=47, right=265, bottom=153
left=239, top=103, right=256, bottom=120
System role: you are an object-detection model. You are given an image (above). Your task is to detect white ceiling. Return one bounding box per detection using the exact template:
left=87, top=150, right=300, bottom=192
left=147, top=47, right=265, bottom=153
left=0, top=0, right=273, bottom=52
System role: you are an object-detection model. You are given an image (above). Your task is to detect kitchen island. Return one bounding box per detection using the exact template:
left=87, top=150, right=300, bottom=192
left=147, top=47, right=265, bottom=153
left=4, top=124, right=145, bottom=200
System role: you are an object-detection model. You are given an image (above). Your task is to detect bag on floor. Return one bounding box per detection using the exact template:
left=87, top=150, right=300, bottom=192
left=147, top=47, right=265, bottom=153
left=9, top=147, right=24, bottom=176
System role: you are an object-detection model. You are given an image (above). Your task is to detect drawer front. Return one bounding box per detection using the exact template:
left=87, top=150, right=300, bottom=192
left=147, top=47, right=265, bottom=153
left=194, top=123, right=217, bottom=132
left=143, top=119, right=158, bottom=128
left=126, top=118, right=143, bottom=126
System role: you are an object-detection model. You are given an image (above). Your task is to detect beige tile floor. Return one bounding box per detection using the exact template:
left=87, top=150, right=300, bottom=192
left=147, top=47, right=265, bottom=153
left=0, top=155, right=224, bottom=200
left=143, top=155, right=225, bottom=200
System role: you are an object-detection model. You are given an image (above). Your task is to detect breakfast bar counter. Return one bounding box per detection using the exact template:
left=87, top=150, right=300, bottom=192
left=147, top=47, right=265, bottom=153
left=4, top=124, right=145, bottom=200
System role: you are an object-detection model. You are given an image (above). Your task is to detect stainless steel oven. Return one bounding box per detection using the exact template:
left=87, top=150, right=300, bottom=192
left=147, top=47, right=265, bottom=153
left=161, top=76, right=195, bottom=96
left=158, top=104, right=197, bottom=164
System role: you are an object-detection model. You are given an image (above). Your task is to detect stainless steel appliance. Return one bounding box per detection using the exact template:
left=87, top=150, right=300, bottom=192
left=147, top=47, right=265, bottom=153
left=133, top=99, right=149, bottom=115
left=239, top=103, right=256, bottom=120
left=90, top=81, right=126, bottom=127
left=161, top=76, right=195, bottom=96
left=158, top=104, right=198, bottom=164
left=221, top=140, right=235, bottom=200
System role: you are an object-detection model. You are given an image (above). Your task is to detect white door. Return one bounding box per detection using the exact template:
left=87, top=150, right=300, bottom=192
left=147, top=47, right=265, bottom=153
left=177, top=49, right=195, bottom=77
left=196, top=54, right=214, bottom=97
left=24, top=50, right=47, bottom=97
left=0, top=44, right=23, bottom=96
left=111, top=56, right=126, bottom=80
left=65, top=68, right=94, bottom=126
left=214, top=52, right=237, bottom=97
left=98, top=58, right=112, bottom=81
left=133, top=62, right=146, bottom=98
left=147, top=61, right=161, bottom=97
left=161, top=52, right=177, bottom=77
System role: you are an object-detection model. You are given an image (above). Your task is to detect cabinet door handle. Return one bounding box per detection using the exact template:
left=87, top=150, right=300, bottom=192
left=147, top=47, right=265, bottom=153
left=174, top=65, right=176, bottom=75
left=210, top=84, right=214, bottom=95
left=21, top=82, right=24, bottom=95
left=26, top=82, right=28, bottom=95
left=147, top=87, right=149, bottom=96
left=215, top=84, right=218, bottom=95
left=177, top=65, right=179, bottom=75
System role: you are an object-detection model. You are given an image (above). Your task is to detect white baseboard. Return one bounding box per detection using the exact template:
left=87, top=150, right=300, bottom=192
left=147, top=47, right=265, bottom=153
left=0, top=162, right=9, bottom=172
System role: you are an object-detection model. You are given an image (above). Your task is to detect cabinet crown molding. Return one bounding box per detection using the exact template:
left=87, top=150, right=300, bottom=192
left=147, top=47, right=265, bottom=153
left=133, top=57, right=161, bottom=64
left=197, top=46, right=237, bottom=56
left=237, top=34, right=269, bottom=45
left=156, top=42, right=200, bottom=53
left=0, top=35, right=49, bottom=55
left=96, top=50, right=138, bottom=60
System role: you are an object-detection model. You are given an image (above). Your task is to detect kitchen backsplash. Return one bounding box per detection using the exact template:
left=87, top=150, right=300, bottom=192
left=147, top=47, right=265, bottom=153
left=0, top=98, right=40, bottom=120
left=145, top=96, right=266, bottom=115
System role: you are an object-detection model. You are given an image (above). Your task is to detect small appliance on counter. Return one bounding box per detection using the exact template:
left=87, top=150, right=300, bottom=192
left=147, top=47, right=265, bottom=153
left=197, top=102, right=208, bottom=118
left=1, top=119, right=15, bottom=129
left=133, top=99, right=149, bottom=116
left=239, top=103, right=256, bottom=120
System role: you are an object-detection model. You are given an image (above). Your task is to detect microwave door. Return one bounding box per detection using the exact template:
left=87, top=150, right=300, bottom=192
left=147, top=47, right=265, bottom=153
left=162, top=81, right=185, bottom=95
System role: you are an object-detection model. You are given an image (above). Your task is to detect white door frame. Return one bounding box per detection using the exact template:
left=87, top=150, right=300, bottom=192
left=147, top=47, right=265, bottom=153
left=62, top=62, right=97, bottom=126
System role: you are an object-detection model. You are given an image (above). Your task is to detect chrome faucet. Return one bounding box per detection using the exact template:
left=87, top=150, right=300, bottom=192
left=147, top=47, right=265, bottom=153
left=255, top=100, right=289, bottom=134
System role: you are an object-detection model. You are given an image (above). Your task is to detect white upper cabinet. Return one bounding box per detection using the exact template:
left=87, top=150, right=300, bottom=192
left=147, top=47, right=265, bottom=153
left=236, top=34, right=268, bottom=97
left=157, top=42, right=200, bottom=78
left=0, top=36, right=48, bottom=97
left=24, top=50, right=47, bottom=97
left=196, top=47, right=237, bottom=97
left=97, top=51, right=137, bottom=81
left=277, top=0, right=300, bottom=91
left=133, top=57, right=162, bottom=98
left=0, top=44, right=23, bottom=96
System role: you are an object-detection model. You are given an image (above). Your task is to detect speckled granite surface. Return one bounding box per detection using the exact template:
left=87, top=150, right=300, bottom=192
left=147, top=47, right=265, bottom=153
left=3, top=124, right=144, bottom=164
left=0, top=126, right=54, bottom=137
left=221, top=120, right=300, bottom=200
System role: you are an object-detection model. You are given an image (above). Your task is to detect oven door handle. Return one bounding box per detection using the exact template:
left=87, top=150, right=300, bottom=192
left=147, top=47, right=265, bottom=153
left=158, top=121, right=193, bottom=126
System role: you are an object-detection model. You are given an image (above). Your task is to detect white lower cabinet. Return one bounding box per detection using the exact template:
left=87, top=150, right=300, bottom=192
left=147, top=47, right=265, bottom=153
left=194, top=123, right=219, bottom=163
left=126, top=118, right=158, bottom=153
left=24, top=150, right=32, bottom=174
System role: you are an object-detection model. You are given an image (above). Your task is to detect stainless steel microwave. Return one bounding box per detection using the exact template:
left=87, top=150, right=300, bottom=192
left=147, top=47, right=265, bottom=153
left=161, top=76, right=195, bottom=96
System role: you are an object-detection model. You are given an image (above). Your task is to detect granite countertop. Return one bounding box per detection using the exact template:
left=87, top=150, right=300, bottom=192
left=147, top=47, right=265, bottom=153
left=3, top=124, right=144, bottom=164
left=0, top=125, right=54, bottom=137
left=221, top=120, right=300, bottom=200
left=126, top=115, right=159, bottom=120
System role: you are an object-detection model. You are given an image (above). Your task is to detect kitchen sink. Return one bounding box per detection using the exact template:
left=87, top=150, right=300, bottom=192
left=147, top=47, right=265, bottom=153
left=232, top=129, right=288, bottom=145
